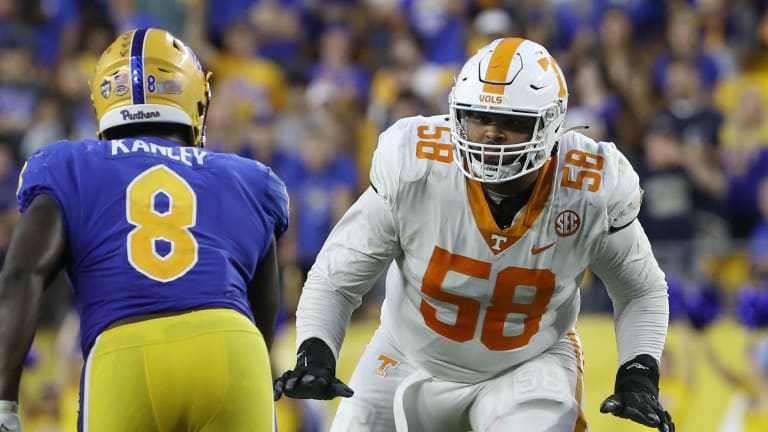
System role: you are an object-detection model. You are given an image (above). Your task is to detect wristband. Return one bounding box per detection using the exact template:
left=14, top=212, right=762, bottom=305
left=0, top=401, right=18, bottom=414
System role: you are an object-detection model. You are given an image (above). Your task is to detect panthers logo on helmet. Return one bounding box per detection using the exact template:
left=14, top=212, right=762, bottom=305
left=90, top=28, right=211, bottom=147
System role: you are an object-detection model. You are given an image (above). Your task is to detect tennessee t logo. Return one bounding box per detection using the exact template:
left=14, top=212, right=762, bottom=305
left=375, top=354, right=399, bottom=376
left=490, top=234, right=508, bottom=251
left=531, top=242, right=556, bottom=255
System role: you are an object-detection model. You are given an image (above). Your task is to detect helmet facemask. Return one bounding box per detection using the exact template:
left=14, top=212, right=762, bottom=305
left=450, top=101, right=564, bottom=184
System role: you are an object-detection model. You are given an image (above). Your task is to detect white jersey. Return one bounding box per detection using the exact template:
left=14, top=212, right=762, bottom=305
left=296, top=114, right=669, bottom=384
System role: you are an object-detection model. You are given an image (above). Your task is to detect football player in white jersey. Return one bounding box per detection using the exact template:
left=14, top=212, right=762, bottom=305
left=274, top=37, right=675, bottom=432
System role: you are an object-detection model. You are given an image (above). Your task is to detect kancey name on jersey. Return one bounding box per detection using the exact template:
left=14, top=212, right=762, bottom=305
left=110, top=139, right=208, bottom=167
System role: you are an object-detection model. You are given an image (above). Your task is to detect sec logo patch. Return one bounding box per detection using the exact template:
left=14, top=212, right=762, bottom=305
left=554, top=210, right=581, bottom=237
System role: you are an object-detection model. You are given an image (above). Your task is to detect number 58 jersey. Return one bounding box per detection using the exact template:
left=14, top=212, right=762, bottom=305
left=298, top=114, right=665, bottom=384
left=17, top=138, right=289, bottom=357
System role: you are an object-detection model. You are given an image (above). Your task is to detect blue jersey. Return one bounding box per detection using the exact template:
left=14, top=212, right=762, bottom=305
left=17, top=137, right=289, bottom=357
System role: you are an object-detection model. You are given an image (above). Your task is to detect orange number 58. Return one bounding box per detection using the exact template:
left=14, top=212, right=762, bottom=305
left=416, top=125, right=453, bottom=163
left=420, top=246, right=555, bottom=351
left=561, top=149, right=604, bottom=192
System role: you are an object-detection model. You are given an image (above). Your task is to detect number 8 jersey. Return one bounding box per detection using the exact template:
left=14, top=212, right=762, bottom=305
left=296, top=114, right=668, bottom=384
left=17, top=138, right=289, bottom=358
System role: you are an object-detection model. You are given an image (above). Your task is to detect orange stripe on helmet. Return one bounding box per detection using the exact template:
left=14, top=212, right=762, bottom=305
left=550, top=56, right=567, bottom=98
left=538, top=55, right=567, bottom=98
left=482, top=37, right=524, bottom=95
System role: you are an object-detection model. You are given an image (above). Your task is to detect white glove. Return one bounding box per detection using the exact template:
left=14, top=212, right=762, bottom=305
left=0, top=400, right=20, bottom=432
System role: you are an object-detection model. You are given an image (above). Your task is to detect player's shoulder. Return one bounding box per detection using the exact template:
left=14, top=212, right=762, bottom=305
left=26, top=139, right=101, bottom=163
left=557, top=131, right=637, bottom=192
left=212, top=150, right=271, bottom=177
left=557, top=131, right=622, bottom=163
left=371, top=114, right=452, bottom=201
left=214, top=152, right=289, bottom=228
left=557, top=131, right=642, bottom=228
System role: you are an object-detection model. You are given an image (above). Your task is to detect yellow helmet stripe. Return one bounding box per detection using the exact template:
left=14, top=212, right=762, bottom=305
left=130, top=28, right=149, bottom=104
left=482, top=37, right=524, bottom=95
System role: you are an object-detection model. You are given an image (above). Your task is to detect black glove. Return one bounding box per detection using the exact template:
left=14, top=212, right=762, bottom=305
left=273, top=337, right=354, bottom=401
left=600, top=354, right=675, bottom=432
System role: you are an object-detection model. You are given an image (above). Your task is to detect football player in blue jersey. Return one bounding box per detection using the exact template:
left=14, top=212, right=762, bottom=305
left=0, top=28, right=289, bottom=431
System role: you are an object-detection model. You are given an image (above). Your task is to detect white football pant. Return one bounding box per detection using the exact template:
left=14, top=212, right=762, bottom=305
left=331, top=326, right=587, bottom=432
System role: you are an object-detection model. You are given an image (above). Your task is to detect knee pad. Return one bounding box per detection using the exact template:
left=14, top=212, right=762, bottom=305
left=489, top=397, right=581, bottom=432
left=330, top=398, right=378, bottom=432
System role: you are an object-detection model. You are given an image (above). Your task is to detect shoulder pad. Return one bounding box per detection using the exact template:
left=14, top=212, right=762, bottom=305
left=558, top=132, right=642, bottom=231
left=369, top=115, right=451, bottom=206
left=17, top=140, right=79, bottom=213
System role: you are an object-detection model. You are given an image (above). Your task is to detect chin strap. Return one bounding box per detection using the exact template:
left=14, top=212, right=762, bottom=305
left=471, top=158, right=523, bottom=182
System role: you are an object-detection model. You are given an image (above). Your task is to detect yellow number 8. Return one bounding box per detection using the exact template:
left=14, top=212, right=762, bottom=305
left=126, top=165, right=198, bottom=282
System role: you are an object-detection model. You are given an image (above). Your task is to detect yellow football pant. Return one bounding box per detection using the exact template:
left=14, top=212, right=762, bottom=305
left=81, top=308, right=273, bottom=431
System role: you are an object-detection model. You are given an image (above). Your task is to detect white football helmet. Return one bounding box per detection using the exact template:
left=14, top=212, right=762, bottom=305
left=449, top=37, right=568, bottom=183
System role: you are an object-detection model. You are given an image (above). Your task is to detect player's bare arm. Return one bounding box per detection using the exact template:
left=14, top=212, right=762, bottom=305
left=0, top=194, right=66, bottom=430
left=248, top=235, right=279, bottom=350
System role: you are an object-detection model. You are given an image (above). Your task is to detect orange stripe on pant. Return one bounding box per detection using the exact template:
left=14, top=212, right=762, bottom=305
left=568, top=330, right=588, bottom=432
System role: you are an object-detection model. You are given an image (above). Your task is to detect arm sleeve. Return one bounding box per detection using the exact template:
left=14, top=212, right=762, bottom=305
left=263, top=168, right=290, bottom=240
left=589, top=219, right=669, bottom=365
left=295, top=187, right=401, bottom=358
left=605, top=144, right=644, bottom=231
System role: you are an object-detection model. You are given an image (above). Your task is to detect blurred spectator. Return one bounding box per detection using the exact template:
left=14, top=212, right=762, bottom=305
left=273, top=70, right=310, bottom=155
left=25, top=0, right=80, bottom=68
left=637, top=117, right=701, bottom=282
left=202, top=80, right=241, bottom=153
left=281, top=120, right=358, bottom=279
left=721, top=87, right=768, bottom=239
left=250, top=0, right=305, bottom=69
left=567, top=57, right=621, bottom=143
left=186, top=4, right=287, bottom=122
left=0, top=33, right=43, bottom=159
left=748, top=178, right=768, bottom=281
left=72, top=10, right=116, bottom=78
left=360, top=89, right=430, bottom=189
left=237, top=113, right=302, bottom=184
left=105, top=0, right=162, bottom=34
left=638, top=118, right=698, bottom=242
left=563, top=107, right=605, bottom=143
left=651, top=5, right=721, bottom=92
left=362, top=0, right=409, bottom=71
left=307, top=23, right=369, bottom=106
left=21, top=58, right=96, bottom=158
left=593, top=6, right=659, bottom=156
left=136, top=0, right=189, bottom=36
left=368, top=30, right=452, bottom=130
left=657, top=59, right=725, bottom=208
left=401, top=0, right=467, bottom=66
left=467, top=8, right=517, bottom=57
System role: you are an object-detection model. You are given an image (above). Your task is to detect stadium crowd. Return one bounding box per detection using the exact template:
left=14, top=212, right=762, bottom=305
left=3, top=0, right=768, bottom=430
